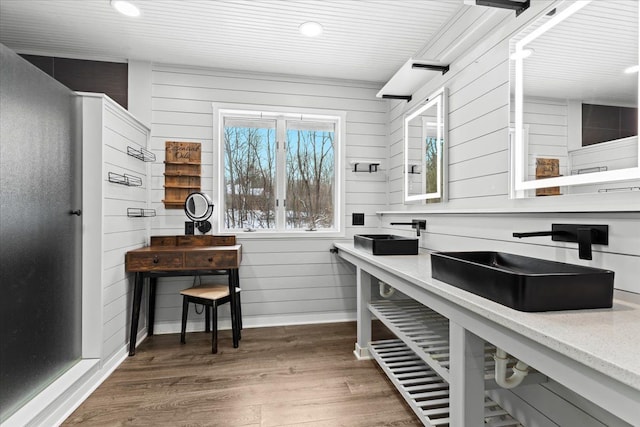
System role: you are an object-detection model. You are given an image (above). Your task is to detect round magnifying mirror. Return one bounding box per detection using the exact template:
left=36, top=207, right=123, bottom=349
left=184, top=192, right=214, bottom=233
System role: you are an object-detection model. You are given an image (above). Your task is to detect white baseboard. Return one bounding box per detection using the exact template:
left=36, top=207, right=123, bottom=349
left=47, top=351, right=126, bottom=426
left=1, top=360, right=99, bottom=427
left=47, top=328, right=148, bottom=427
left=152, top=311, right=357, bottom=335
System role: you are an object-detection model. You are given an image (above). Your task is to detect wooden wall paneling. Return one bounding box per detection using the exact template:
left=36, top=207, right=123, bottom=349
left=449, top=151, right=509, bottom=182
left=149, top=65, right=387, bottom=328
left=384, top=2, right=554, bottom=210
left=448, top=173, right=509, bottom=199
left=449, top=107, right=509, bottom=149
left=449, top=80, right=509, bottom=131
left=448, top=129, right=505, bottom=165
left=80, top=93, right=151, bottom=362
left=152, top=65, right=382, bottom=99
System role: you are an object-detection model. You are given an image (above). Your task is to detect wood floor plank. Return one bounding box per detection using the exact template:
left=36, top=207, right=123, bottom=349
left=63, top=322, right=420, bottom=426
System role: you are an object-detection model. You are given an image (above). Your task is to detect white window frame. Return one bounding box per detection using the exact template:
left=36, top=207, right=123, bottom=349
left=213, top=102, right=346, bottom=238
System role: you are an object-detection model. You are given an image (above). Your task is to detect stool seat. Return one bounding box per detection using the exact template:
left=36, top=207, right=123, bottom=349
left=180, top=282, right=242, bottom=354
left=180, top=285, right=230, bottom=300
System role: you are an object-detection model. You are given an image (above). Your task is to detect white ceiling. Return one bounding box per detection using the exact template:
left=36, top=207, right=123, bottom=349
left=0, top=0, right=467, bottom=83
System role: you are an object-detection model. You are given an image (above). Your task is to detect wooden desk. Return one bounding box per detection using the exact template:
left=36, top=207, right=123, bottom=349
left=125, top=235, right=241, bottom=356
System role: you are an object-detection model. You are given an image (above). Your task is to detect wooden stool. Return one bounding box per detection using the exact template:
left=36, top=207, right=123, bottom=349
left=180, top=284, right=241, bottom=353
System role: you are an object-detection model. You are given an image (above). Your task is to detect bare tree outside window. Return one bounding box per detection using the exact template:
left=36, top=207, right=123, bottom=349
left=224, top=120, right=276, bottom=229
left=425, top=136, right=439, bottom=194
left=424, top=136, right=443, bottom=205
left=220, top=110, right=340, bottom=232
left=285, top=122, right=335, bottom=229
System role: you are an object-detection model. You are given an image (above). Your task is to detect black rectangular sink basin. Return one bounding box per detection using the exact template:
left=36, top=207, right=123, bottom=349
left=354, top=234, right=418, bottom=255
left=431, top=251, right=614, bottom=312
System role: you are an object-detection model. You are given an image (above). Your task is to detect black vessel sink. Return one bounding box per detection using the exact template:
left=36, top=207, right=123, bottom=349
left=354, top=234, right=418, bottom=255
left=431, top=251, right=614, bottom=312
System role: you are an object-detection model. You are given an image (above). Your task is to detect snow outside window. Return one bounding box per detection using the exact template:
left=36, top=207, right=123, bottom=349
left=217, top=106, right=343, bottom=234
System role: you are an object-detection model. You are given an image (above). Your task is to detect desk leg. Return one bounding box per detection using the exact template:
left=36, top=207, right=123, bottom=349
left=354, top=267, right=372, bottom=360
left=230, top=269, right=239, bottom=348
left=129, top=272, right=145, bottom=356
left=148, top=277, right=157, bottom=336
left=233, top=268, right=242, bottom=335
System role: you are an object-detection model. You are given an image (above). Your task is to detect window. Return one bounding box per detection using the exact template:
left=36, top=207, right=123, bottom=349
left=215, top=104, right=344, bottom=234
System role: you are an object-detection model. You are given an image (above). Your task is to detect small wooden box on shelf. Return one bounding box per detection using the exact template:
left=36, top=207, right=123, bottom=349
left=163, top=141, right=202, bottom=209
left=535, top=157, right=561, bottom=196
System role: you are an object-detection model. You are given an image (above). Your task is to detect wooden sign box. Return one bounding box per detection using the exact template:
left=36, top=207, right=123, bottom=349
left=535, top=157, right=561, bottom=196
left=163, top=141, right=202, bottom=209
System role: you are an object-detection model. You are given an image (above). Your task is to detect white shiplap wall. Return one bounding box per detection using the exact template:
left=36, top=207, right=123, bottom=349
left=382, top=0, right=639, bottom=286
left=102, top=104, right=151, bottom=359
left=148, top=65, right=388, bottom=331
left=380, top=1, right=639, bottom=426
left=522, top=97, right=568, bottom=181
left=81, top=93, right=150, bottom=362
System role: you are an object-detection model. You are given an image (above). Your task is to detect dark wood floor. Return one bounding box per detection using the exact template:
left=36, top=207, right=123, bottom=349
left=63, top=322, right=421, bottom=426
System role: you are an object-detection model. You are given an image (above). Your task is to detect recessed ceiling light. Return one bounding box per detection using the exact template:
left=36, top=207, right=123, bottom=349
left=111, top=0, right=140, bottom=17
left=299, top=21, right=323, bottom=37
left=624, top=65, right=639, bottom=74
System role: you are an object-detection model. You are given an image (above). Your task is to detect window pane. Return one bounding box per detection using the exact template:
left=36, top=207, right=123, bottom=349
left=285, top=121, right=335, bottom=230
left=224, top=119, right=276, bottom=229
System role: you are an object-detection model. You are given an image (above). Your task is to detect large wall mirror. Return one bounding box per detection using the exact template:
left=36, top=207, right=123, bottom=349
left=404, top=87, right=448, bottom=203
left=511, top=0, right=639, bottom=197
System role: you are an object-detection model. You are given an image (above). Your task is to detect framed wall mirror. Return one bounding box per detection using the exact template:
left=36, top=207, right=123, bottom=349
left=511, top=0, right=639, bottom=197
left=404, top=87, right=448, bottom=203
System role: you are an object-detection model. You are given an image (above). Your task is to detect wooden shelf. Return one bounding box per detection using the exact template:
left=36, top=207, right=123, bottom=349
left=163, top=185, right=200, bottom=189
left=164, top=161, right=201, bottom=165
left=162, top=200, right=186, bottom=207
left=163, top=173, right=201, bottom=177
left=163, top=141, right=201, bottom=209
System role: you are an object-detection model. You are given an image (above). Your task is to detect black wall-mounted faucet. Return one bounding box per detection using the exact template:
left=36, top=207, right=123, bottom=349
left=391, top=219, right=427, bottom=236
left=513, top=223, right=609, bottom=260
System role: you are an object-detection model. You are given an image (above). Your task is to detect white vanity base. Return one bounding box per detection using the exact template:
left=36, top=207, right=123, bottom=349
left=336, top=243, right=640, bottom=426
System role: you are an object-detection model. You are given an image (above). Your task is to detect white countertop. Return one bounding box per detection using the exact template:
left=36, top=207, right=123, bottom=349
left=335, top=242, right=640, bottom=392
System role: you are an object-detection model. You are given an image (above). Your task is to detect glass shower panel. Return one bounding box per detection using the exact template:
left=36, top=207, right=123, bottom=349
left=0, top=45, right=82, bottom=421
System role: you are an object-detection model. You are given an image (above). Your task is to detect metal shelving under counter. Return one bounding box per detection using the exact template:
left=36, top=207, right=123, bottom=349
left=370, top=340, right=523, bottom=426
left=369, top=300, right=546, bottom=388
left=368, top=299, right=545, bottom=426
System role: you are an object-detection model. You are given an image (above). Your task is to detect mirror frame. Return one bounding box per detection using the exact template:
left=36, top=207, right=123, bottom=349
left=512, top=0, right=640, bottom=193
left=184, top=191, right=214, bottom=222
left=404, top=86, right=448, bottom=202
